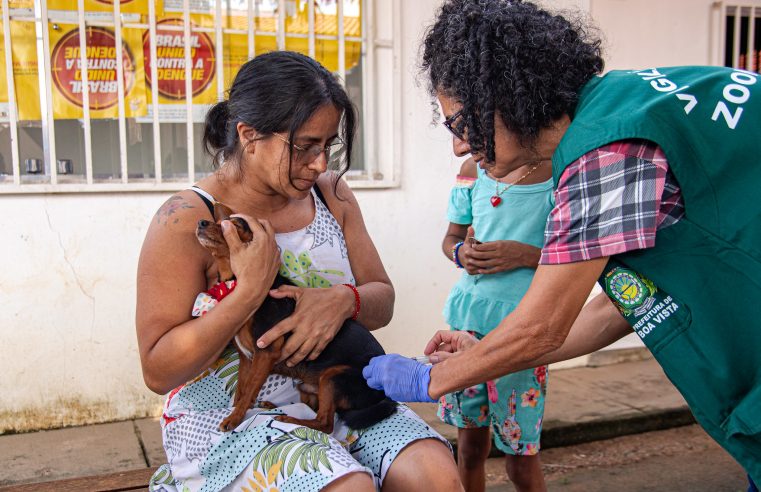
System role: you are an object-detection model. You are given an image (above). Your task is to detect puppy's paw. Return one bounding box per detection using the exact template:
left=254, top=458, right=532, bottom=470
left=275, top=416, right=332, bottom=433
left=219, top=415, right=239, bottom=432
left=257, top=401, right=277, bottom=410
left=274, top=415, right=297, bottom=424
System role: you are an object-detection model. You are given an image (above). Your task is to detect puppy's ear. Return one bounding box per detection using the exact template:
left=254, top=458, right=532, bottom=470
left=230, top=217, right=254, bottom=242
left=213, top=202, right=235, bottom=222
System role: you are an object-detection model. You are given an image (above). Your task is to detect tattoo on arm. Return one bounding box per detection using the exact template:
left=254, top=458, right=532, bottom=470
left=156, top=195, right=194, bottom=225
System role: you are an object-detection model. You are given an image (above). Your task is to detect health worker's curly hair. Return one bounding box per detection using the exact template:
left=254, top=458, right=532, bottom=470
left=421, top=0, right=604, bottom=160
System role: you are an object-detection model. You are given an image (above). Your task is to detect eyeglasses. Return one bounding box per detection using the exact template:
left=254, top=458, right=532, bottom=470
left=442, top=109, right=466, bottom=141
left=272, top=132, right=346, bottom=166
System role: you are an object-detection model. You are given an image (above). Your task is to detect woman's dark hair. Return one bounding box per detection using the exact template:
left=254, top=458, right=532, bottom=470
left=203, top=51, right=356, bottom=186
left=421, top=0, right=604, bottom=160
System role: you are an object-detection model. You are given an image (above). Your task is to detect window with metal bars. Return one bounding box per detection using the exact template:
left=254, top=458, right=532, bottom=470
left=0, top=0, right=397, bottom=193
left=721, top=3, right=761, bottom=72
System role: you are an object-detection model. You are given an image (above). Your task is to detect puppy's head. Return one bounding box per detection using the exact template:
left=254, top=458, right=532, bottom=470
left=196, top=202, right=254, bottom=279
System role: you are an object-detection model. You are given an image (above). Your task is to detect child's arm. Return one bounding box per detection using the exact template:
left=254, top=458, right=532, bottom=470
left=442, top=158, right=477, bottom=267
left=442, top=222, right=469, bottom=260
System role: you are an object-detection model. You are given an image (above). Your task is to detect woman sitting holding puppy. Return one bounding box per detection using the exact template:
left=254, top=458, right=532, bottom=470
left=136, top=51, right=460, bottom=492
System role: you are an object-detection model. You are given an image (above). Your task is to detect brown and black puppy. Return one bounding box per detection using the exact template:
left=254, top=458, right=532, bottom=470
left=196, top=202, right=397, bottom=433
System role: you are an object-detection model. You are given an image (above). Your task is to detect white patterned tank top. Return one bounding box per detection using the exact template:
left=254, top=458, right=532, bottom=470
left=274, top=188, right=355, bottom=288
left=191, top=185, right=355, bottom=288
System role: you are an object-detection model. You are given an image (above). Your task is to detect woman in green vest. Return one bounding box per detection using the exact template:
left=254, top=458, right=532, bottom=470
left=362, top=0, right=761, bottom=489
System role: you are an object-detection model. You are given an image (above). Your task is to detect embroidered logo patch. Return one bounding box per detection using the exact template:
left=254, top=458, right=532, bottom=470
left=604, top=267, right=657, bottom=316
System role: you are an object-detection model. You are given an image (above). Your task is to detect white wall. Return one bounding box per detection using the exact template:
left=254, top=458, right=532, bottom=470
left=591, top=0, right=717, bottom=70
left=0, top=194, right=167, bottom=431
left=0, top=0, right=719, bottom=432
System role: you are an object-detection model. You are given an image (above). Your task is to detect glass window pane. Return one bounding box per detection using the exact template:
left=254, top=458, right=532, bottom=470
left=5, top=15, right=48, bottom=184
left=143, top=10, right=216, bottom=179
left=160, top=122, right=188, bottom=181
left=740, top=10, right=750, bottom=69
left=91, top=119, right=121, bottom=181
left=222, top=31, right=248, bottom=90
left=753, top=14, right=761, bottom=73
left=127, top=120, right=155, bottom=181
left=194, top=121, right=212, bottom=175
left=343, top=57, right=364, bottom=173
left=18, top=123, right=48, bottom=184
left=48, top=19, right=90, bottom=182
left=0, top=124, right=13, bottom=181
left=0, top=9, right=12, bottom=182
left=725, top=11, right=736, bottom=68
left=54, top=119, right=85, bottom=183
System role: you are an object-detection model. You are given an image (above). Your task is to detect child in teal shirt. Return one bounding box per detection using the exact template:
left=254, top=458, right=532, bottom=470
left=439, top=157, right=553, bottom=491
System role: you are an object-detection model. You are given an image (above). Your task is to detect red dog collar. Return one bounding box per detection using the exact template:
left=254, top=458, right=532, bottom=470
left=206, top=279, right=237, bottom=301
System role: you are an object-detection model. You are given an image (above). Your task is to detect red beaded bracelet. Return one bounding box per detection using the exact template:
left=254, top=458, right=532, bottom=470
left=341, top=283, right=361, bottom=320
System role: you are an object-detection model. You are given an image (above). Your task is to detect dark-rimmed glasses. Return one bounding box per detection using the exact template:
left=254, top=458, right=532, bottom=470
left=272, top=132, right=346, bottom=166
left=442, top=109, right=466, bottom=141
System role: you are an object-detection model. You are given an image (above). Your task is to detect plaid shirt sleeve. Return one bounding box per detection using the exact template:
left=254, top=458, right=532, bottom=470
left=540, top=140, right=684, bottom=265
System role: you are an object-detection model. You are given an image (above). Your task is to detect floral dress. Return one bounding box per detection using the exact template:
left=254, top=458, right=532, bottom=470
left=437, top=168, right=551, bottom=456
left=150, top=187, right=449, bottom=492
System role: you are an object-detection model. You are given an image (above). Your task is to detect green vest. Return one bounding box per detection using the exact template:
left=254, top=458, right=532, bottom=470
left=553, top=66, right=761, bottom=481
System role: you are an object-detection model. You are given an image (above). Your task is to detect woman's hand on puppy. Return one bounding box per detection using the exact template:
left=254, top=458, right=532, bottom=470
left=424, top=330, right=479, bottom=364
left=256, top=283, right=355, bottom=366
left=222, top=214, right=280, bottom=303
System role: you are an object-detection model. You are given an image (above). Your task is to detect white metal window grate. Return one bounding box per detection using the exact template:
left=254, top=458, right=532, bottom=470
left=713, top=2, right=761, bottom=73
left=0, top=0, right=399, bottom=194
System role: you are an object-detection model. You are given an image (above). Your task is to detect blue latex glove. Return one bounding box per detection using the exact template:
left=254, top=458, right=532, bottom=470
left=362, top=354, right=436, bottom=402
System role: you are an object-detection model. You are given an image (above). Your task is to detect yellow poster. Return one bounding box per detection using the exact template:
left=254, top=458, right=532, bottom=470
left=1, top=22, right=146, bottom=119
left=145, top=16, right=218, bottom=108
left=48, top=24, right=147, bottom=118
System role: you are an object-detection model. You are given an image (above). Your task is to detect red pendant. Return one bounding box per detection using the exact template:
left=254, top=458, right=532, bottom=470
left=490, top=195, right=502, bottom=207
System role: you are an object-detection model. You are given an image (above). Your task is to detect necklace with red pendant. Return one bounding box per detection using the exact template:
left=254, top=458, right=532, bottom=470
left=490, top=161, right=545, bottom=207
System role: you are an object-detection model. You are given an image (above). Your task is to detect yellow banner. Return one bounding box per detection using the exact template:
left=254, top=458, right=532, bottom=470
left=0, top=0, right=361, bottom=121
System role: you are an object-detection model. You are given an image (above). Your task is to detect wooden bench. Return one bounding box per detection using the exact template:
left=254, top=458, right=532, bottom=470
left=0, top=467, right=158, bottom=492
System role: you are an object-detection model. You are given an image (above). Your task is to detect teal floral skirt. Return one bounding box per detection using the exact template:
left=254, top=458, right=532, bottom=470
left=437, top=331, right=548, bottom=456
